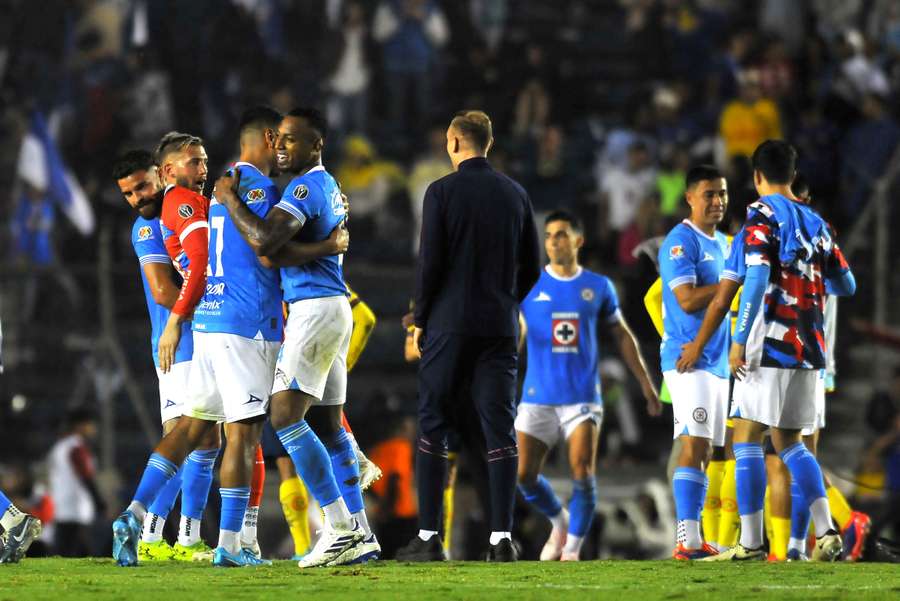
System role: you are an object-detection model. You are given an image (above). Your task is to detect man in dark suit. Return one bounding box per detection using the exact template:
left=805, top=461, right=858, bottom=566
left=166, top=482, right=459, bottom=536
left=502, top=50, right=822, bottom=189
left=397, top=110, right=541, bottom=562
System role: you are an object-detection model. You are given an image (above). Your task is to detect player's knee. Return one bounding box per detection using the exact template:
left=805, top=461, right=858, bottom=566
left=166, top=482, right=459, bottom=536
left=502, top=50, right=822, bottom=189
left=517, top=464, right=540, bottom=486
left=570, top=458, right=594, bottom=481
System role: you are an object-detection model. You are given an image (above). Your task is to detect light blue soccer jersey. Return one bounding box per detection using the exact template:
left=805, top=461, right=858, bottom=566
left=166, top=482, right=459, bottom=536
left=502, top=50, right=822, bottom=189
left=193, top=162, right=283, bottom=341
left=131, top=216, right=193, bottom=367
left=521, top=267, right=620, bottom=406
left=658, top=220, right=730, bottom=378
left=274, top=164, right=347, bottom=303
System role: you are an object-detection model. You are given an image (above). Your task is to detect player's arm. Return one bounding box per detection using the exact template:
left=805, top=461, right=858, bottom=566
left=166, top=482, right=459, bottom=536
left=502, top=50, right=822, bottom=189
left=643, top=277, right=664, bottom=337
left=413, top=182, right=446, bottom=343
left=671, top=282, right=719, bottom=313
left=609, top=316, right=662, bottom=417
left=347, top=288, right=376, bottom=372
left=517, top=196, right=542, bottom=302
left=142, top=262, right=180, bottom=309
left=517, top=313, right=527, bottom=355
left=215, top=168, right=303, bottom=257
left=823, top=239, right=856, bottom=297
left=675, top=278, right=741, bottom=373
left=261, top=225, right=349, bottom=268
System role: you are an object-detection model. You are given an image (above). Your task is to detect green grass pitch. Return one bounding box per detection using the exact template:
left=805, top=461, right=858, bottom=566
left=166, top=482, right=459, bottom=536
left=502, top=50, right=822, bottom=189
left=4, top=558, right=899, bottom=601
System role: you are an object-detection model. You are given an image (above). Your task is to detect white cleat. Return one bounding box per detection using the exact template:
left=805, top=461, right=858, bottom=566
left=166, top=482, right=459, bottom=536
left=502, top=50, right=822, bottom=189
left=327, top=533, right=381, bottom=566
left=298, top=522, right=365, bottom=568
left=539, top=509, right=569, bottom=561
left=560, top=550, right=580, bottom=561
left=811, top=530, right=842, bottom=562
left=357, top=450, right=383, bottom=492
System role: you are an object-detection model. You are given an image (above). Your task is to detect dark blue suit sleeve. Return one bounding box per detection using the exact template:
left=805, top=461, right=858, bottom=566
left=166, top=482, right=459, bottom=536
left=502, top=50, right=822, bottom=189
left=414, top=181, right=445, bottom=327
left=516, top=195, right=541, bottom=302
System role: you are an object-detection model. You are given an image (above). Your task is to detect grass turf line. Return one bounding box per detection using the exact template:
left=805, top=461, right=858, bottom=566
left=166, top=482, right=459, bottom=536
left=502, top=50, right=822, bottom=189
left=3, top=558, right=899, bottom=601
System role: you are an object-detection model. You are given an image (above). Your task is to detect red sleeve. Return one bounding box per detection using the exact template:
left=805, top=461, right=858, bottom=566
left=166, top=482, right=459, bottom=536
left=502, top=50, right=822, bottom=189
left=163, top=190, right=210, bottom=317
left=69, top=444, right=95, bottom=480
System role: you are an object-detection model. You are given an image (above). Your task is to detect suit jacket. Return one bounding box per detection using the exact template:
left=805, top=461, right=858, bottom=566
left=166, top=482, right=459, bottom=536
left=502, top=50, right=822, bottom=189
left=414, top=157, right=541, bottom=337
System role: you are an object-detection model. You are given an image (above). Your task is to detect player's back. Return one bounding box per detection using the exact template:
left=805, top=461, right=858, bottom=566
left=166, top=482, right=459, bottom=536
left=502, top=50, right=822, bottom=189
left=194, top=163, right=283, bottom=340
left=521, top=267, right=618, bottom=406
left=276, top=166, right=347, bottom=303
left=131, top=216, right=193, bottom=367
left=159, top=185, right=210, bottom=274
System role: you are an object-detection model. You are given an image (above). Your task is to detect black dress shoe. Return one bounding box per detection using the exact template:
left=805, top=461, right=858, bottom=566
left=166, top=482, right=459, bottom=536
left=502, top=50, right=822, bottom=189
left=486, top=538, right=517, bottom=562
left=395, top=535, right=447, bottom=562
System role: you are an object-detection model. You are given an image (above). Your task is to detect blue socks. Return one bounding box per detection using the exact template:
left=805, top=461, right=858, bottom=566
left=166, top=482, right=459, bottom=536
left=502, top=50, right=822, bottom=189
left=673, top=467, right=706, bottom=521
left=325, top=428, right=364, bottom=514
left=277, top=421, right=341, bottom=506
left=181, top=449, right=218, bottom=520
left=569, top=477, right=597, bottom=537
left=148, top=466, right=183, bottom=519
left=734, top=443, right=766, bottom=516
left=790, top=479, right=811, bottom=540
left=133, top=453, right=179, bottom=509
left=519, top=475, right=563, bottom=519
left=219, top=487, right=250, bottom=532
left=780, top=443, right=827, bottom=508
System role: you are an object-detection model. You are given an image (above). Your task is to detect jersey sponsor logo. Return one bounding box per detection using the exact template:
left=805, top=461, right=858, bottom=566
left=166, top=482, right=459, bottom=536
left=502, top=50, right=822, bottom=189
left=534, top=291, right=552, bottom=302
left=581, top=288, right=595, bottom=301
left=293, top=184, right=309, bottom=200
left=206, top=282, right=225, bottom=296
left=178, top=203, right=194, bottom=219
left=198, top=299, right=223, bottom=311
left=331, top=189, right=345, bottom=216
left=551, top=312, right=579, bottom=353
left=669, top=245, right=684, bottom=259
left=246, top=188, right=266, bottom=203
left=244, top=394, right=263, bottom=405
left=137, top=226, right=153, bottom=241
left=692, top=407, right=708, bottom=423
left=701, top=252, right=715, bottom=262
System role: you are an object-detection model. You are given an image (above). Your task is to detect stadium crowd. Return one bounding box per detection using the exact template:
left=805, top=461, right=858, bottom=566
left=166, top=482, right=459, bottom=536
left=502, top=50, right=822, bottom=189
left=1, top=0, right=899, bottom=562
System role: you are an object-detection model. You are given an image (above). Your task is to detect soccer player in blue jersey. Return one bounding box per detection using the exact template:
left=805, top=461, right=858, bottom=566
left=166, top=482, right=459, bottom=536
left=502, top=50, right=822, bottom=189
left=516, top=210, right=661, bottom=561
left=658, top=165, right=731, bottom=559
left=216, top=107, right=374, bottom=567
left=114, top=150, right=222, bottom=563
left=683, top=141, right=856, bottom=561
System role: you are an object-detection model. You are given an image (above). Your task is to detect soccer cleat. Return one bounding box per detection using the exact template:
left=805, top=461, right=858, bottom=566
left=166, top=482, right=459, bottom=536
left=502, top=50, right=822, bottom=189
left=327, top=533, right=381, bottom=566
left=811, top=530, right=842, bottom=562
left=0, top=515, right=42, bottom=564
left=297, top=523, right=364, bottom=568
left=242, top=539, right=262, bottom=560
left=138, top=539, right=177, bottom=561
left=673, top=543, right=719, bottom=561
left=786, top=548, right=809, bottom=561
left=560, top=550, right=580, bottom=561
left=357, top=450, right=382, bottom=492
left=173, top=540, right=215, bottom=561
left=841, top=511, right=871, bottom=562
left=213, top=547, right=273, bottom=567
left=699, top=544, right=766, bottom=561
left=395, top=535, right=447, bottom=562
left=540, top=510, right=569, bottom=561
left=486, top=538, right=517, bottom=562
left=112, top=511, right=142, bottom=567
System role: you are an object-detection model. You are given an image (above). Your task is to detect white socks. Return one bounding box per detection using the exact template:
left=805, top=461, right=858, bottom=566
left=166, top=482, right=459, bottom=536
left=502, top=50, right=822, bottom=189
left=739, top=510, right=764, bottom=550
left=241, top=506, right=259, bottom=547
left=810, top=497, right=834, bottom=537
left=141, top=513, right=166, bottom=543
left=353, top=510, right=372, bottom=537
left=218, top=529, right=241, bottom=555
left=322, top=498, right=353, bottom=531
left=563, top=534, right=584, bottom=555
left=127, top=500, right=147, bottom=524
left=677, top=519, right=703, bottom=549
left=179, top=515, right=201, bottom=547
left=788, top=537, right=806, bottom=555
left=0, top=504, right=25, bottom=531
left=549, top=510, right=567, bottom=532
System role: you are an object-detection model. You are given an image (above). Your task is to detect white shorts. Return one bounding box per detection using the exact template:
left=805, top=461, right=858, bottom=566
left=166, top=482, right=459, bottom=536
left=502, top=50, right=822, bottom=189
left=514, top=402, right=603, bottom=448
left=272, top=296, right=352, bottom=405
left=801, top=370, right=827, bottom=436
left=184, top=332, right=279, bottom=423
left=731, top=367, right=818, bottom=430
left=664, top=369, right=728, bottom=447
left=157, top=361, right=191, bottom=425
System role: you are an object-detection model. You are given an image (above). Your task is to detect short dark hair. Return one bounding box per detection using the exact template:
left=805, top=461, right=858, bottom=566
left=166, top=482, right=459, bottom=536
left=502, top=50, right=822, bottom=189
left=545, top=210, right=581, bottom=233
left=685, top=164, right=723, bottom=189
left=287, top=107, right=328, bottom=141
left=65, top=406, right=97, bottom=427
left=155, top=131, right=204, bottom=165
left=112, top=149, right=156, bottom=180
left=751, top=139, right=796, bottom=185
left=239, top=105, right=283, bottom=135
left=791, top=172, right=810, bottom=198
left=450, top=110, right=493, bottom=152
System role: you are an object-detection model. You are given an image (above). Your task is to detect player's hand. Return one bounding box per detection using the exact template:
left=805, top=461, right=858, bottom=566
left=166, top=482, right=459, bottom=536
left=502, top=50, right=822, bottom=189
left=326, top=224, right=349, bottom=254
left=158, top=314, right=183, bottom=373
left=413, top=326, right=425, bottom=354
left=214, top=168, right=241, bottom=203
left=676, top=341, right=701, bottom=373
left=401, top=311, right=415, bottom=330
left=729, top=342, right=747, bottom=380
left=642, top=380, right=662, bottom=417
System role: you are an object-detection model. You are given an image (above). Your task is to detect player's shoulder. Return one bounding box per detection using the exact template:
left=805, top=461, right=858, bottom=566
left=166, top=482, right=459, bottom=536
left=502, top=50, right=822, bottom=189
left=581, top=268, right=612, bottom=287
left=660, top=222, right=695, bottom=253
left=284, top=171, right=326, bottom=203
left=132, top=216, right=160, bottom=243
left=163, top=186, right=207, bottom=220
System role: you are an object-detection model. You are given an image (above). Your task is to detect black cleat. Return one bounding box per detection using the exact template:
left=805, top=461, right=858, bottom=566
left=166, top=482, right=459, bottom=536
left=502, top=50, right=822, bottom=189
left=0, top=516, right=42, bottom=564
left=395, top=535, right=447, bottom=562
left=486, top=538, right=518, bottom=562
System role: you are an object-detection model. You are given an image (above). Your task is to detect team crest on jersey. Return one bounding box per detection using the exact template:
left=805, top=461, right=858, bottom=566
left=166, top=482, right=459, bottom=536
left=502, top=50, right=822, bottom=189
left=293, top=184, right=309, bottom=200
left=581, top=288, right=594, bottom=301
left=692, top=408, right=708, bottom=423
left=178, top=203, right=194, bottom=219
left=137, top=226, right=153, bottom=241
left=551, top=312, right=579, bottom=353
left=246, top=188, right=266, bottom=203
left=669, top=245, right=684, bottom=259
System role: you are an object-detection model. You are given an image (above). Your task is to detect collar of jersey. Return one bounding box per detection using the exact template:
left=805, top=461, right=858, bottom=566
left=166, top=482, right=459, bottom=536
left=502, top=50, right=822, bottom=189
left=305, top=164, right=325, bottom=175
left=163, top=183, right=176, bottom=196
left=682, top=219, right=718, bottom=241
left=234, top=161, right=264, bottom=176
left=545, top=265, right=583, bottom=281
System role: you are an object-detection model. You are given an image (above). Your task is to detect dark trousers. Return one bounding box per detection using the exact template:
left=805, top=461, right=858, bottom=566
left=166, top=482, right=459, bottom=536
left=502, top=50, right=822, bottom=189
left=416, top=332, right=518, bottom=533
left=55, top=522, right=91, bottom=557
